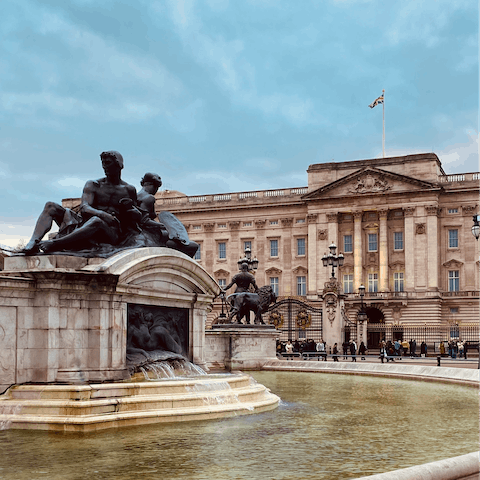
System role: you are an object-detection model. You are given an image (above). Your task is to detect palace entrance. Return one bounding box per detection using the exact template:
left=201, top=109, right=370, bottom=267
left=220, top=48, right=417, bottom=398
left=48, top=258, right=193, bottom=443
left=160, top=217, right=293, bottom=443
left=365, top=307, right=385, bottom=348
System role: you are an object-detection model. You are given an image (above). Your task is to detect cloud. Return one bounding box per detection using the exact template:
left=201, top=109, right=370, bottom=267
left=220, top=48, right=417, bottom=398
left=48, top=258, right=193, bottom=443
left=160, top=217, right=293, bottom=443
left=437, top=130, right=479, bottom=172
left=158, top=0, right=322, bottom=127
left=0, top=2, right=188, bottom=128
left=56, top=177, right=88, bottom=189
left=384, top=0, right=474, bottom=48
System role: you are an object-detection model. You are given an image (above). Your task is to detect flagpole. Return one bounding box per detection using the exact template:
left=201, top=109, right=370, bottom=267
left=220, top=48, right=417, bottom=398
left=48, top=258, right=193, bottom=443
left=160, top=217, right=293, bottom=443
left=382, top=89, right=385, bottom=158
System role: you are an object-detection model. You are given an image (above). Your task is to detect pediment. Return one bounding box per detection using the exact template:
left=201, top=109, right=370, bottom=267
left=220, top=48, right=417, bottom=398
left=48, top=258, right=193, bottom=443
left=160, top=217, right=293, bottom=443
left=265, top=267, right=282, bottom=275
left=443, top=259, right=463, bottom=269
left=292, top=266, right=308, bottom=275
left=303, top=167, right=441, bottom=200
left=214, top=269, right=230, bottom=277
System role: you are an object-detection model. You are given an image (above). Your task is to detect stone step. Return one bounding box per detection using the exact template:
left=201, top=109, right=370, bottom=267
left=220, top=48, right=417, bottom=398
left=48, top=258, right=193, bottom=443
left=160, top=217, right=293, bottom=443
left=0, top=374, right=279, bottom=432
left=0, top=385, right=269, bottom=416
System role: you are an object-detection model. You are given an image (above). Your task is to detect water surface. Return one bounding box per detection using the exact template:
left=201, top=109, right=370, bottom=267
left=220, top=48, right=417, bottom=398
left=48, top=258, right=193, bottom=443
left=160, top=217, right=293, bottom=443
left=0, top=371, right=477, bottom=480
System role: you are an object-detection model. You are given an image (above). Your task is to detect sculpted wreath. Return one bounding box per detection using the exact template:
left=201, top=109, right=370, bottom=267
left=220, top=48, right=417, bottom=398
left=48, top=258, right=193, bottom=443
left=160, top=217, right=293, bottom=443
left=296, top=310, right=312, bottom=330
left=269, top=311, right=284, bottom=328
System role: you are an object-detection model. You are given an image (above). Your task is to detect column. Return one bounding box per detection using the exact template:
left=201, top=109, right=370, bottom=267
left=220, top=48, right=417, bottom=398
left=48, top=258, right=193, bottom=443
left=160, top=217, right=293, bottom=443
left=426, top=205, right=440, bottom=290
left=404, top=207, right=415, bottom=291
left=326, top=212, right=339, bottom=248
left=379, top=209, right=389, bottom=292
left=353, top=211, right=363, bottom=289
left=307, top=213, right=318, bottom=295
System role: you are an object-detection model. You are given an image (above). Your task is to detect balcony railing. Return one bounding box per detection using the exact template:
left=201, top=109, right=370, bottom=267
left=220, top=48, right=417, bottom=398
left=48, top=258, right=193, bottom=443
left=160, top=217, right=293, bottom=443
left=156, top=187, right=309, bottom=206
left=344, top=290, right=479, bottom=300
left=439, top=172, right=480, bottom=183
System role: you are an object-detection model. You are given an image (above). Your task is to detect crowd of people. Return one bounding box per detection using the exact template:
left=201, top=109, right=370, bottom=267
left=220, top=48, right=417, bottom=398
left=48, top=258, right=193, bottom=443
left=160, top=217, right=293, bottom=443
left=278, top=337, right=472, bottom=361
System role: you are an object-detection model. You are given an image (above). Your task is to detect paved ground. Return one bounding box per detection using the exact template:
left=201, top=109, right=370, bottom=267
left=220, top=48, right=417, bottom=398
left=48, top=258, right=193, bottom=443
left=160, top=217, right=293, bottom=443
left=280, top=354, right=480, bottom=370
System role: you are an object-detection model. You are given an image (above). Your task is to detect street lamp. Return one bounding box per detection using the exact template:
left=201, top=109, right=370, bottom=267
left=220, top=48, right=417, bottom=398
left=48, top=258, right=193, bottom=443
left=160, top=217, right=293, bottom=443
left=357, top=284, right=367, bottom=323
left=237, top=245, right=259, bottom=272
left=472, top=214, right=480, bottom=241
left=321, top=243, right=344, bottom=278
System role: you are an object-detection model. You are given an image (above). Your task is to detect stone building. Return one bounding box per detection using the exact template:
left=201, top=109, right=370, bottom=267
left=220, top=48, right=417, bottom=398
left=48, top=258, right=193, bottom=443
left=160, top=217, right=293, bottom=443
left=154, top=153, right=479, bottom=347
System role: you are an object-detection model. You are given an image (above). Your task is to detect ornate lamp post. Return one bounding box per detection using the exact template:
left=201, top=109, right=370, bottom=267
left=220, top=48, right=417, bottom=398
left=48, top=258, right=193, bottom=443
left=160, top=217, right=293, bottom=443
left=321, top=243, right=344, bottom=278
left=472, top=214, right=480, bottom=241
left=357, top=284, right=367, bottom=344
left=237, top=246, right=259, bottom=272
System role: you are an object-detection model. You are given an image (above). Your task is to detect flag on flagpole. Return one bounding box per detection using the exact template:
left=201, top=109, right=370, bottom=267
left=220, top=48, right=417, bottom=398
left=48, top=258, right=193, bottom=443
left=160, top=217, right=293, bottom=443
left=369, top=94, right=384, bottom=109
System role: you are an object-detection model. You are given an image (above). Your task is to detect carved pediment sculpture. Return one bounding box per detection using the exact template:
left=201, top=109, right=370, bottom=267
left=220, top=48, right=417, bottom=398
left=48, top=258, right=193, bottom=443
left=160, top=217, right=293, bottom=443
left=348, top=173, right=391, bottom=194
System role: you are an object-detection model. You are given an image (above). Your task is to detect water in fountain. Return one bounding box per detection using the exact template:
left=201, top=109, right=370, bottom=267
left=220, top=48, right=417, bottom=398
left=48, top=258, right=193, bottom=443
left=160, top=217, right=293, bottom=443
left=138, top=358, right=208, bottom=381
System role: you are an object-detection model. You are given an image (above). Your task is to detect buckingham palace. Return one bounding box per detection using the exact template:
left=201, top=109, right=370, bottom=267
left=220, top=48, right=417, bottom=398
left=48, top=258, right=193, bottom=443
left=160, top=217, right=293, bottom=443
left=78, top=153, right=480, bottom=347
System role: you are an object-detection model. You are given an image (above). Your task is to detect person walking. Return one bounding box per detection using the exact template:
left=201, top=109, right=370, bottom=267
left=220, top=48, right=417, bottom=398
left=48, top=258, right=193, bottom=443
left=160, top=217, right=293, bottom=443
left=342, top=341, right=349, bottom=360
left=332, top=343, right=339, bottom=362
left=349, top=340, right=357, bottom=362
left=358, top=341, right=367, bottom=360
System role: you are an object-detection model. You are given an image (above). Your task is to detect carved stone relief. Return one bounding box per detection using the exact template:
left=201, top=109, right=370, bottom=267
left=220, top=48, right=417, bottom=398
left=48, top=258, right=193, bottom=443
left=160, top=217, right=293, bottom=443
left=416, top=223, right=426, bottom=235
left=348, top=174, right=391, bottom=194
left=318, top=229, right=327, bottom=240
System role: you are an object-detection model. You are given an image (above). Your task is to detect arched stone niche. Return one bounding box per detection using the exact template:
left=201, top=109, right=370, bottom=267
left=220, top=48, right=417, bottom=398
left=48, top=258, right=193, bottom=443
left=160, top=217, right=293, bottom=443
left=84, top=248, right=221, bottom=372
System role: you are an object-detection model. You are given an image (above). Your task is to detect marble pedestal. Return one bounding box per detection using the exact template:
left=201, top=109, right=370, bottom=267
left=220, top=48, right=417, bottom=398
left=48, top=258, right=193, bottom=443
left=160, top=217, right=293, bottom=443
left=205, top=325, right=279, bottom=371
left=0, top=248, right=220, bottom=393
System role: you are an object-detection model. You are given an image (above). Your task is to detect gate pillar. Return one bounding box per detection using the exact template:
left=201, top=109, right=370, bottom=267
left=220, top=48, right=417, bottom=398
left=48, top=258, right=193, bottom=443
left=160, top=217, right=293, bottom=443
left=322, top=278, right=344, bottom=350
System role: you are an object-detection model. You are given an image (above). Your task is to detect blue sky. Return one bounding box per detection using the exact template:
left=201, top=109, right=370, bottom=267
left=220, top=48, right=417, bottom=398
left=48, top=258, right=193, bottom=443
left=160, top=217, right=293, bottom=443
left=0, top=0, right=478, bottom=248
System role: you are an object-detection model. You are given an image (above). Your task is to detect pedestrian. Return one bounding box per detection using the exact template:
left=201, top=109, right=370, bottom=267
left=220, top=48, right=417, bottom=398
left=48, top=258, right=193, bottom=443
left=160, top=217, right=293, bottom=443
left=402, top=339, right=409, bottom=356
left=439, top=341, right=446, bottom=357
left=379, top=340, right=387, bottom=363
left=410, top=339, right=417, bottom=357
left=394, top=339, right=401, bottom=356
left=316, top=339, right=327, bottom=361
left=332, top=343, right=339, bottom=362
left=349, top=340, right=357, bottom=362
left=285, top=340, right=294, bottom=354
left=457, top=341, right=464, bottom=359
left=358, top=341, right=367, bottom=360
left=342, top=341, right=349, bottom=360
left=420, top=341, right=427, bottom=357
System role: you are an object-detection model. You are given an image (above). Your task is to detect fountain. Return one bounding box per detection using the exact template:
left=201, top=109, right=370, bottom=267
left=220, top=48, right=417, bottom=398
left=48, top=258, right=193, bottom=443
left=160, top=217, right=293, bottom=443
left=0, top=153, right=279, bottom=431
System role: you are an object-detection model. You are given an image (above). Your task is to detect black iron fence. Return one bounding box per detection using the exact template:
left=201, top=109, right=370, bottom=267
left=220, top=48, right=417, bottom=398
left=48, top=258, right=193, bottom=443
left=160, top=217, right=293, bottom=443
left=266, top=298, right=323, bottom=342
left=365, top=323, right=479, bottom=352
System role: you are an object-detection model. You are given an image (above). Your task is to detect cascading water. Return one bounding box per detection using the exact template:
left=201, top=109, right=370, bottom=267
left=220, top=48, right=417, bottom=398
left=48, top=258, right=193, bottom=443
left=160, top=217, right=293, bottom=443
left=137, top=359, right=207, bottom=381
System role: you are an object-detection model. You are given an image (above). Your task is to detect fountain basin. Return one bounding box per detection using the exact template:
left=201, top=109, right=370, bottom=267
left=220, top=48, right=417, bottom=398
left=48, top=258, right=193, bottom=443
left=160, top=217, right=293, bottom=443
left=0, top=373, right=279, bottom=432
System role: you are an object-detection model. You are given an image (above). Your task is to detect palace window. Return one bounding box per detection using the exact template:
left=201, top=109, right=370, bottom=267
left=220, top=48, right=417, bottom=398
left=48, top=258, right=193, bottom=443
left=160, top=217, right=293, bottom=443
left=343, top=235, right=353, bottom=253
left=297, top=238, right=306, bottom=256
left=243, top=222, right=252, bottom=227
left=194, top=245, right=201, bottom=260
left=270, top=277, right=279, bottom=296
left=448, top=229, right=458, bottom=248
left=270, top=239, right=279, bottom=257
left=343, top=274, right=353, bottom=294
left=448, top=208, right=458, bottom=214
left=218, top=242, right=226, bottom=259
left=270, top=220, right=278, bottom=225
left=297, top=276, right=307, bottom=296
left=368, top=233, right=378, bottom=252
left=218, top=278, right=226, bottom=288
left=244, top=241, right=252, bottom=252
left=368, top=273, right=378, bottom=292
left=394, top=232, right=404, bottom=251
left=218, top=224, right=226, bottom=228
left=393, top=272, right=404, bottom=292
left=448, top=271, right=459, bottom=292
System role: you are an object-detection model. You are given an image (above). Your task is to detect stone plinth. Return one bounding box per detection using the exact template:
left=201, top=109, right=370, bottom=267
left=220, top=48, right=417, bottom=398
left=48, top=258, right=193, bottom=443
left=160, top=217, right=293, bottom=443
left=0, top=248, right=220, bottom=392
left=205, top=325, right=279, bottom=371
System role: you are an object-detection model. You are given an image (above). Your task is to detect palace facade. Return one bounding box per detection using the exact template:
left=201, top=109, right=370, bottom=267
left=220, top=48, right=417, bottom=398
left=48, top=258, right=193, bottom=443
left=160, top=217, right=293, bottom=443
left=154, top=153, right=479, bottom=346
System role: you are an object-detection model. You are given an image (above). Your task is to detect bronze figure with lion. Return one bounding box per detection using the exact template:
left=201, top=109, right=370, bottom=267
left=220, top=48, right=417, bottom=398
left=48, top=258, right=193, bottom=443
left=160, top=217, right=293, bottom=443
left=226, top=285, right=277, bottom=325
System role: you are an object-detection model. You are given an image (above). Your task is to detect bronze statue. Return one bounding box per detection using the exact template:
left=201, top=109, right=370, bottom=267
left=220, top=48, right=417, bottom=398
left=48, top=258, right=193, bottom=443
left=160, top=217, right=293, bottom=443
left=223, top=262, right=258, bottom=294
left=23, top=151, right=141, bottom=255
left=21, top=153, right=198, bottom=258
left=226, top=285, right=277, bottom=325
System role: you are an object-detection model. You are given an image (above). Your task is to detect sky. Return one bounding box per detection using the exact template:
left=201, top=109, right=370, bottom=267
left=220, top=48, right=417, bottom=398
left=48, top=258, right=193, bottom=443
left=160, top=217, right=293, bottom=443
left=0, top=0, right=478, bottom=249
